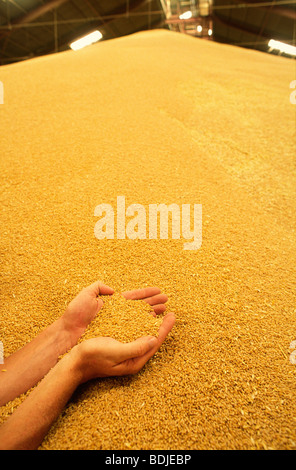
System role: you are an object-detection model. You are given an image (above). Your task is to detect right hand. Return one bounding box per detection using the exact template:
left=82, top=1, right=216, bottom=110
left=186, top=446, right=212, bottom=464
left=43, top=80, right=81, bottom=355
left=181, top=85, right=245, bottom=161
left=72, top=312, right=175, bottom=383
left=121, top=286, right=168, bottom=315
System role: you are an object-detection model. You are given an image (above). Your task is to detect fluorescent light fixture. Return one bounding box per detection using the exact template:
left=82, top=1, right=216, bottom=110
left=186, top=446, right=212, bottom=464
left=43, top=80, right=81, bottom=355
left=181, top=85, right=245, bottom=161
left=197, top=25, right=202, bottom=33
left=268, top=39, right=296, bottom=56
left=179, top=11, right=192, bottom=20
left=208, top=28, right=212, bottom=36
left=70, top=30, right=102, bottom=51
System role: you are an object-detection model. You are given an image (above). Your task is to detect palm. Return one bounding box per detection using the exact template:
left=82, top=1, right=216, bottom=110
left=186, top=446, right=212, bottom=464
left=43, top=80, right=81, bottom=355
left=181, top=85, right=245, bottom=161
left=65, top=290, right=100, bottom=328
left=78, top=309, right=175, bottom=382
left=62, top=281, right=114, bottom=341
left=62, top=282, right=168, bottom=346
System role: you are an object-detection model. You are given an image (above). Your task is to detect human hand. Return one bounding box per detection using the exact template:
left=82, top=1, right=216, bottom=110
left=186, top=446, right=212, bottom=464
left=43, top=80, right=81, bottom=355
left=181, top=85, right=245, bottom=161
left=62, top=283, right=169, bottom=347
left=121, top=286, right=168, bottom=315
left=72, top=311, right=175, bottom=383
left=62, top=281, right=114, bottom=346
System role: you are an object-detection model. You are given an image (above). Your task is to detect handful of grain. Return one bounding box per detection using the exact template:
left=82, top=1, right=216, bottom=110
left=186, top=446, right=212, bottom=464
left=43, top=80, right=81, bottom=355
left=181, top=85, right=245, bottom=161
left=80, top=293, right=162, bottom=344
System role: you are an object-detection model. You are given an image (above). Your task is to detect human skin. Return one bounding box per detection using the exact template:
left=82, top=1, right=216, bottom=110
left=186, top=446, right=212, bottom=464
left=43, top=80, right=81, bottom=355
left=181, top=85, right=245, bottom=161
left=0, top=281, right=175, bottom=450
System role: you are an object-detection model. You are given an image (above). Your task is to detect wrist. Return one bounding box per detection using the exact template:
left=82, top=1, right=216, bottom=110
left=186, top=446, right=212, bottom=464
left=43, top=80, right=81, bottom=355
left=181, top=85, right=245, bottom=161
left=62, top=345, right=85, bottom=386
left=51, top=317, right=74, bottom=356
left=60, top=314, right=85, bottom=350
left=68, top=341, right=99, bottom=385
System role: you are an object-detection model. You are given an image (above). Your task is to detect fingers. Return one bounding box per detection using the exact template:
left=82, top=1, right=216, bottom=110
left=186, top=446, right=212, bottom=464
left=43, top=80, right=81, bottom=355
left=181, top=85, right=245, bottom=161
left=86, top=284, right=167, bottom=309
left=117, top=336, right=158, bottom=362
left=83, top=284, right=166, bottom=303
left=156, top=312, right=175, bottom=344
left=140, top=312, right=175, bottom=363
left=149, top=304, right=166, bottom=315
left=82, top=281, right=168, bottom=319
left=144, top=294, right=168, bottom=315
left=122, top=287, right=161, bottom=300
left=144, top=293, right=168, bottom=306
left=118, top=312, right=175, bottom=375
left=97, top=298, right=103, bottom=310
left=85, top=281, right=114, bottom=297
left=122, top=288, right=168, bottom=314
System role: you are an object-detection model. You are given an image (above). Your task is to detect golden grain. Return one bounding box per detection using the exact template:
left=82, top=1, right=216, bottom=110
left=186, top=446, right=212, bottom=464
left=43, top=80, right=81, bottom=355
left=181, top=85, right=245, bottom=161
left=0, top=29, right=295, bottom=450
left=80, top=293, right=161, bottom=344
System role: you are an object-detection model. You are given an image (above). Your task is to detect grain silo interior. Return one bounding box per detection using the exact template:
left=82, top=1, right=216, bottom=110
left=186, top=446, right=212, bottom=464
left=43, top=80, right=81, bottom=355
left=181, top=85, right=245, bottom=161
left=0, top=0, right=295, bottom=451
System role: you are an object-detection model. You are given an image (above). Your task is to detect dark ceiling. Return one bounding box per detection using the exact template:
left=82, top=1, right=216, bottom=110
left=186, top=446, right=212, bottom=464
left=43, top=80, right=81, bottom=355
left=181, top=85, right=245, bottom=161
left=0, top=0, right=295, bottom=66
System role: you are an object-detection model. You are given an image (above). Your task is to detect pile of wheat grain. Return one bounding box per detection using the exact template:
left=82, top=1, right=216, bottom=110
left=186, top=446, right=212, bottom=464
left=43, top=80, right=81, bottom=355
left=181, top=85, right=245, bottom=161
left=0, top=29, right=295, bottom=450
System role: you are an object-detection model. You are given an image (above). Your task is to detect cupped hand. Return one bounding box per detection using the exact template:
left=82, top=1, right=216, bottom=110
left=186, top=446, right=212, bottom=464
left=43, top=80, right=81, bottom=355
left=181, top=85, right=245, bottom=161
left=121, top=286, right=168, bottom=315
left=74, top=311, right=176, bottom=383
left=62, top=282, right=169, bottom=349
left=62, top=281, right=114, bottom=345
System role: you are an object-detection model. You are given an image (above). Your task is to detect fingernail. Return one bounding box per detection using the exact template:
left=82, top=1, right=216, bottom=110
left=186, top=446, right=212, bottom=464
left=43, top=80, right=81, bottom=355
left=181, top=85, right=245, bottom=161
left=148, top=337, right=157, bottom=348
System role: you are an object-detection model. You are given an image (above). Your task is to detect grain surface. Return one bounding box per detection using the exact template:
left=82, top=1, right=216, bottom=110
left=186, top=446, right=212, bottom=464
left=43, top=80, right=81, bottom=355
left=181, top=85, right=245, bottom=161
left=80, top=293, right=161, bottom=343
left=0, top=29, right=295, bottom=450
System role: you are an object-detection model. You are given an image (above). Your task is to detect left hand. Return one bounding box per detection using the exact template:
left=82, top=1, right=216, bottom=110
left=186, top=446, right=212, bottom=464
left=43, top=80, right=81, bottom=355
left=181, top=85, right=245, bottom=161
left=62, top=281, right=114, bottom=345
left=62, top=282, right=169, bottom=347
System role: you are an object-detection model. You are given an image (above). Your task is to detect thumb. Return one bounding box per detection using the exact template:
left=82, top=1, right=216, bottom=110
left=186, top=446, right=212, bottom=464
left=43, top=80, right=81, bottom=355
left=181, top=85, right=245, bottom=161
left=96, top=298, right=103, bottom=311
left=120, top=336, right=158, bottom=361
left=85, top=281, right=114, bottom=297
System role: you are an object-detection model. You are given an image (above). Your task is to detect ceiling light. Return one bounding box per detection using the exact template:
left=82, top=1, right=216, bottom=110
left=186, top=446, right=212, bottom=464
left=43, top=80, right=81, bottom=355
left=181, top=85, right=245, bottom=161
left=197, top=25, right=202, bottom=33
left=70, top=30, right=102, bottom=51
left=208, top=29, right=212, bottom=36
left=268, top=39, right=296, bottom=56
left=179, top=11, right=192, bottom=20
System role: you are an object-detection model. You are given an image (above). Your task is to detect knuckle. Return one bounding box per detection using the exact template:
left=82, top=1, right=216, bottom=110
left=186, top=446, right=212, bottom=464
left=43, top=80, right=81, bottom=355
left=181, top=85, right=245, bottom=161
left=135, top=341, right=146, bottom=357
